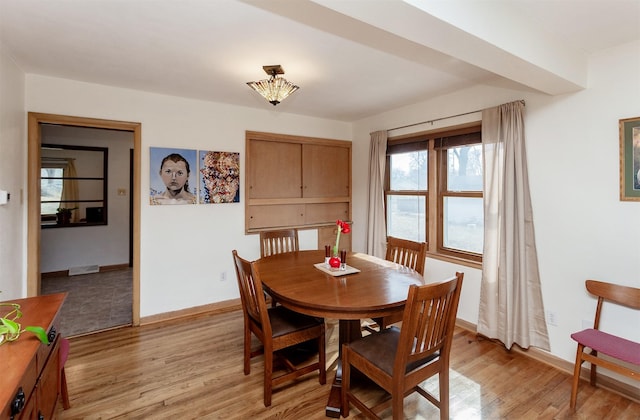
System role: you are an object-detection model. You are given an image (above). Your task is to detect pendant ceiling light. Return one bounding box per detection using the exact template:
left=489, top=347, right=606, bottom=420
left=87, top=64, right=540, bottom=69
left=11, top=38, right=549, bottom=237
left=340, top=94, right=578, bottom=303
left=247, top=65, right=299, bottom=106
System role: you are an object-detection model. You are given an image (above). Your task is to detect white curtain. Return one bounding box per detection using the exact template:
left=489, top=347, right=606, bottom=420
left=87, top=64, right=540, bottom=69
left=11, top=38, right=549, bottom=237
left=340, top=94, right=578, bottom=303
left=61, top=159, right=80, bottom=222
left=478, top=101, right=550, bottom=351
left=366, top=131, right=388, bottom=258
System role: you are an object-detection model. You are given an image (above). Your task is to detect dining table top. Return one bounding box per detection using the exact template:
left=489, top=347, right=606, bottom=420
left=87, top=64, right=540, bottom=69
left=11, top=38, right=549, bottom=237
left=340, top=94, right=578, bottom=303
left=254, top=250, right=425, bottom=320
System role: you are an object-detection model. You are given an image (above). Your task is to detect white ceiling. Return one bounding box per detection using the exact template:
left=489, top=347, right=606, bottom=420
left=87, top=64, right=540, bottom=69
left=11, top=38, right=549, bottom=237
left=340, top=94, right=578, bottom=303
left=1, top=0, right=639, bottom=121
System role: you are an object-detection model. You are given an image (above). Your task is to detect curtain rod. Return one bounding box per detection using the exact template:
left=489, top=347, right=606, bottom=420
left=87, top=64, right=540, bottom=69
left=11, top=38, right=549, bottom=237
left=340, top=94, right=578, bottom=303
left=386, top=99, right=525, bottom=133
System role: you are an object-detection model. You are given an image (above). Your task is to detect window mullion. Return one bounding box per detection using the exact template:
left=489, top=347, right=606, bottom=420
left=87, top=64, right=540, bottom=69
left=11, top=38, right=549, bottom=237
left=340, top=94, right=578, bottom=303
left=427, top=140, right=438, bottom=252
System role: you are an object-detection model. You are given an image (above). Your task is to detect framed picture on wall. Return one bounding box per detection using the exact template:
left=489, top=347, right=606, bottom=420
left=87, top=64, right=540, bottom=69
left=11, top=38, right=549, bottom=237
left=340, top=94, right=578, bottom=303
left=149, top=147, right=198, bottom=205
left=619, top=116, right=640, bottom=201
left=199, top=150, right=240, bottom=204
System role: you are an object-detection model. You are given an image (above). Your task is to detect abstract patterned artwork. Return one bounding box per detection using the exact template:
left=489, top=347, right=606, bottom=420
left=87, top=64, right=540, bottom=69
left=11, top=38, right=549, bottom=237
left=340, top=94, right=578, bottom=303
left=199, top=151, right=240, bottom=204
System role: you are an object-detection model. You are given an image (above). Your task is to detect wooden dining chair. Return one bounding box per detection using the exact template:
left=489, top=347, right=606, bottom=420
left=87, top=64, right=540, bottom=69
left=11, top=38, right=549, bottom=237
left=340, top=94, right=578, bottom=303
left=366, top=236, right=428, bottom=332
left=385, top=236, right=427, bottom=275
left=231, top=250, right=326, bottom=407
left=569, top=280, right=640, bottom=410
left=259, top=229, right=299, bottom=257
left=342, top=272, right=464, bottom=420
left=259, top=229, right=300, bottom=307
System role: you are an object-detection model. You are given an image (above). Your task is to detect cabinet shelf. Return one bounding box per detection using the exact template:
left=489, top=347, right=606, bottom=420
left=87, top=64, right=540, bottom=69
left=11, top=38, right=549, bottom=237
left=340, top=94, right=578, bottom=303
left=248, top=196, right=350, bottom=206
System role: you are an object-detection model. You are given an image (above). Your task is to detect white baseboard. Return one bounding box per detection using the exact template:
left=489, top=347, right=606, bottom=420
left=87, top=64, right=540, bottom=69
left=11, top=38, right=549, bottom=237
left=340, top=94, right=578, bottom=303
left=68, top=265, right=100, bottom=276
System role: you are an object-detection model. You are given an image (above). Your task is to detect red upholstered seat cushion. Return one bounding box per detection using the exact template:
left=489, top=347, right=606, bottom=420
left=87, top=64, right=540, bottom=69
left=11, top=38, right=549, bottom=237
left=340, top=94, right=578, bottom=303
left=59, top=337, right=70, bottom=365
left=571, top=328, right=640, bottom=365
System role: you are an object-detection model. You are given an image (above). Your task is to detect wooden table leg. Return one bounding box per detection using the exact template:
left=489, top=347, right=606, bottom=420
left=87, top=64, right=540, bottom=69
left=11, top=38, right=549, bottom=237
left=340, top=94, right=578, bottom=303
left=325, top=319, right=363, bottom=418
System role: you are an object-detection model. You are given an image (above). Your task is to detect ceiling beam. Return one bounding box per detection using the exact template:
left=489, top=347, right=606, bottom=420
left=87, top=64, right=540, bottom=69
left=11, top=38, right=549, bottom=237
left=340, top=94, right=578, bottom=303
left=310, top=0, right=587, bottom=95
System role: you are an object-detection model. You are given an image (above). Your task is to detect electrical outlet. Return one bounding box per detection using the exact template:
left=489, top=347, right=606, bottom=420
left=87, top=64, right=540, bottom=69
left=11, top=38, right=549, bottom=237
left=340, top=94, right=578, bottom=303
left=220, top=271, right=227, bottom=282
left=546, top=310, right=558, bottom=326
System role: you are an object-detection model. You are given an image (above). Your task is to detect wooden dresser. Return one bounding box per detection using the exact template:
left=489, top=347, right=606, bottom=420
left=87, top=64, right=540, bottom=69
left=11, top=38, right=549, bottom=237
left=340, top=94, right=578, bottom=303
left=1, top=293, right=66, bottom=420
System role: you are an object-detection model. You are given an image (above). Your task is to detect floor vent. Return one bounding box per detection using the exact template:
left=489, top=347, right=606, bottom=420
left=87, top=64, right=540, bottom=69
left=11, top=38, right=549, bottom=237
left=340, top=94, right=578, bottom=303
left=68, top=265, right=100, bottom=276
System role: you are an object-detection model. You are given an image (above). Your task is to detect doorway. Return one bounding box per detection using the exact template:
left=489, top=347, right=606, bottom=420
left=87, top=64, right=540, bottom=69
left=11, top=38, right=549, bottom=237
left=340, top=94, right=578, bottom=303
left=27, top=113, right=141, bottom=328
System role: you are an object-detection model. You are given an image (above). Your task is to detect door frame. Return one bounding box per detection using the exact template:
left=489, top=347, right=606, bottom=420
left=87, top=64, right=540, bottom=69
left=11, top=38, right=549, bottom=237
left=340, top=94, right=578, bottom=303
left=27, top=112, right=141, bottom=326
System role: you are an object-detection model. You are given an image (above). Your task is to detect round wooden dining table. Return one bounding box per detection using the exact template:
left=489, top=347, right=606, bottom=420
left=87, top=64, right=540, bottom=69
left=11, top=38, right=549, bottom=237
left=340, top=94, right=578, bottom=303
left=254, top=249, right=425, bottom=418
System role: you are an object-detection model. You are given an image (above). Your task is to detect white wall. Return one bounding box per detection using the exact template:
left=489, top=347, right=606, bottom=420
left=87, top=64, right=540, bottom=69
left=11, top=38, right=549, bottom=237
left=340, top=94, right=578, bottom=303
left=25, top=75, right=351, bottom=317
left=5, top=35, right=638, bottom=388
left=352, top=40, right=640, bottom=378
left=0, top=41, right=26, bottom=300
left=40, top=126, right=133, bottom=272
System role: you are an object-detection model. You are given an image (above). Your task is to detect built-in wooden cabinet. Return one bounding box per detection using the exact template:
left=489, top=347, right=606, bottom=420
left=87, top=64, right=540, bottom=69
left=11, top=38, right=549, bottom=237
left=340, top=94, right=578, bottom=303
left=245, top=131, right=351, bottom=233
left=1, top=293, right=66, bottom=420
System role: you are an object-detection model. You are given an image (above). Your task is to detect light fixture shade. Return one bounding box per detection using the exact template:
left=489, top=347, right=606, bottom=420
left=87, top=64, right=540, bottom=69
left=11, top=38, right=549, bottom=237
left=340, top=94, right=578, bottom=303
left=247, top=65, right=299, bottom=106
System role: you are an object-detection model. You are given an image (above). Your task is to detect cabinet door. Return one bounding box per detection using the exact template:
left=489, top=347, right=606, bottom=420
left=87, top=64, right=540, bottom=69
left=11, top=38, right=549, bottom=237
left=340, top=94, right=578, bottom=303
left=302, top=144, right=350, bottom=198
left=247, top=204, right=305, bottom=230
left=318, top=225, right=352, bottom=252
left=20, top=393, right=37, bottom=420
left=36, top=341, right=60, bottom=420
left=305, top=203, right=349, bottom=225
left=248, top=140, right=301, bottom=199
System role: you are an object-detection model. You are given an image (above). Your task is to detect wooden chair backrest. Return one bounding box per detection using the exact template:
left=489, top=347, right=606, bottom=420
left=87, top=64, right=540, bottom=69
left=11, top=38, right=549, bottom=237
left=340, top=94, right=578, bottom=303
left=385, top=236, right=427, bottom=275
left=232, top=250, right=270, bottom=334
left=260, top=229, right=299, bottom=257
left=396, top=272, right=463, bottom=371
left=585, top=280, right=640, bottom=328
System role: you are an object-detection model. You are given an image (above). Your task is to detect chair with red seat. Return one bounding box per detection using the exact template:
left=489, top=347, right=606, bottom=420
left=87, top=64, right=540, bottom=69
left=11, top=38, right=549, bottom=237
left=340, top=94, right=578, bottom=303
left=569, top=280, right=640, bottom=410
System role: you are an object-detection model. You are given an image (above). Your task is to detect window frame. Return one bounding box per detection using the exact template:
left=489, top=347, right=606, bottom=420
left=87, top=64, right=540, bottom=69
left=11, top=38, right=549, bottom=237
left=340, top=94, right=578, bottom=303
left=385, top=123, right=483, bottom=264
left=385, top=138, right=429, bottom=242
left=40, top=143, right=109, bottom=228
left=436, top=137, right=483, bottom=262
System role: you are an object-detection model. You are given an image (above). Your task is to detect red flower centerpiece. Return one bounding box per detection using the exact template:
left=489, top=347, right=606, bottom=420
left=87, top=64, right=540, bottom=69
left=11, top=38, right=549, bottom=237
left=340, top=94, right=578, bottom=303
left=329, top=220, right=351, bottom=268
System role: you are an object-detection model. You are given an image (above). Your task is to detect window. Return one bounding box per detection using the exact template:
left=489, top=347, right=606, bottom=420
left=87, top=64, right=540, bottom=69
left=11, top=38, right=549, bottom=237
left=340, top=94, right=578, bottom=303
left=386, top=148, right=427, bottom=242
left=40, top=143, right=108, bottom=227
left=385, top=125, right=483, bottom=262
left=41, top=166, right=64, bottom=215
left=438, top=142, right=483, bottom=258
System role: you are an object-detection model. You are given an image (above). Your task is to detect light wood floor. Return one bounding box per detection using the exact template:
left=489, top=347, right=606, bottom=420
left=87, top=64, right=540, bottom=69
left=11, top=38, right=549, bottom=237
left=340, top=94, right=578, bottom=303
left=55, top=309, right=640, bottom=419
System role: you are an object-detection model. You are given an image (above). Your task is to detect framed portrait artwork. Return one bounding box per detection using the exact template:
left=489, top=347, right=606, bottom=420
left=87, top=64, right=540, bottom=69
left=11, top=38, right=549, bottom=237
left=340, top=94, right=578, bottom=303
left=149, top=147, right=198, bottom=205
left=199, top=151, right=240, bottom=204
left=619, top=116, right=640, bottom=201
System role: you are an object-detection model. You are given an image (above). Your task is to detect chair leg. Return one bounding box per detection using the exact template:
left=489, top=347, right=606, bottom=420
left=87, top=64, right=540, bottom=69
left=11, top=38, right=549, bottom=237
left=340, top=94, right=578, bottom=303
left=264, top=349, right=273, bottom=407
left=589, top=349, right=598, bottom=386
left=318, top=334, right=326, bottom=385
left=60, top=367, right=71, bottom=409
left=440, top=368, right=449, bottom=420
left=392, top=385, right=403, bottom=420
left=570, top=344, right=585, bottom=410
left=243, top=326, right=251, bottom=375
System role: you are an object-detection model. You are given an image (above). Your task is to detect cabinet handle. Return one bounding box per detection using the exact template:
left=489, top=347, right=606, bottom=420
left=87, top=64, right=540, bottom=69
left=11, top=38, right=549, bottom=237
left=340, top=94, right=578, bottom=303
left=10, top=387, right=25, bottom=417
left=38, top=412, right=45, bottom=420
left=47, top=326, right=57, bottom=345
